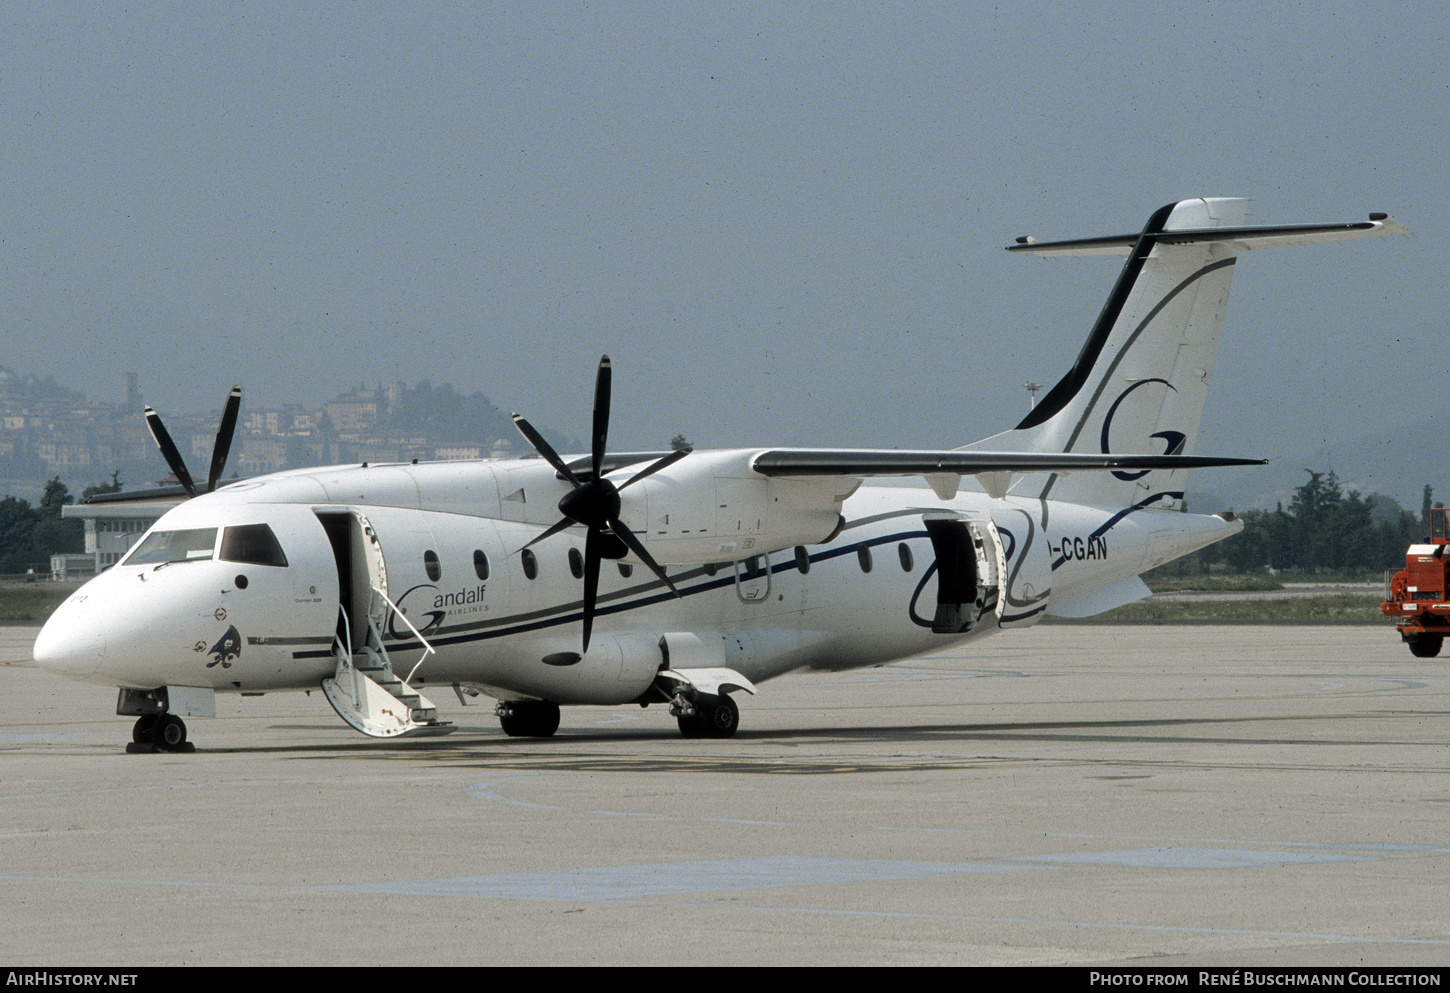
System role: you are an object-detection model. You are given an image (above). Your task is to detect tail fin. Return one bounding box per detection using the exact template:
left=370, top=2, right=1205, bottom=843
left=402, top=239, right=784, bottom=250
left=967, top=198, right=1405, bottom=508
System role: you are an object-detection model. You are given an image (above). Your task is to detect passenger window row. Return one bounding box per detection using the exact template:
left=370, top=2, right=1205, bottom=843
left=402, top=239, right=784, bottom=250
left=421, top=547, right=632, bottom=583
left=420, top=541, right=917, bottom=583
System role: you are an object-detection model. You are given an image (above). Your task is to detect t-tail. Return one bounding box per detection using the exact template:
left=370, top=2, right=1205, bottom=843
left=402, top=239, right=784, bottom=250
left=967, top=197, right=1406, bottom=509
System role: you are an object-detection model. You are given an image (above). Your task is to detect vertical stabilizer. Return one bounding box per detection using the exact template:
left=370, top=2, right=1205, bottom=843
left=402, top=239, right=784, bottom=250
left=969, top=198, right=1246, bottom=509
left=968, top=198, right=1404, bottom=508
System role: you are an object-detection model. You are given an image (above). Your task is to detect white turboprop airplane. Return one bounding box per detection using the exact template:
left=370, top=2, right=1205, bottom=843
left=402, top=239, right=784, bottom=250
left=32, top=198, right=1405, bottom=751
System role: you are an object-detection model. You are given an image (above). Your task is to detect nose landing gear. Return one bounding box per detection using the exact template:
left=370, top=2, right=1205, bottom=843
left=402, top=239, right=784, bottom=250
left=127, top=714, right=195, bottom=753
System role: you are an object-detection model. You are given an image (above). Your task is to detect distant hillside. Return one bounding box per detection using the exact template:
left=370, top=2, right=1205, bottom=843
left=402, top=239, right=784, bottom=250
left=1188, top=418, right=1449, bottom=517
left=0, top=367, right=582, bottom=503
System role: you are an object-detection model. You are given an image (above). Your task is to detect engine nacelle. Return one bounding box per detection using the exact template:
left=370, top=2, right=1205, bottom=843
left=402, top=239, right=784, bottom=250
left=612, top=449, right=858, bottom=565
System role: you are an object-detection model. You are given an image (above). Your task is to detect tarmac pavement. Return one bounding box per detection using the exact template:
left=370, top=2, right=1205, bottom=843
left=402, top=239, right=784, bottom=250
left=1, top=622, right=1447, bottom=967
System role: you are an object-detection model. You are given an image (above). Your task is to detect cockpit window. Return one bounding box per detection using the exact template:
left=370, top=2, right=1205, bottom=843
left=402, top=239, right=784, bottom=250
left=220, top=524, right=289, bottom=567
left=123, top=528, right=219, bottom=566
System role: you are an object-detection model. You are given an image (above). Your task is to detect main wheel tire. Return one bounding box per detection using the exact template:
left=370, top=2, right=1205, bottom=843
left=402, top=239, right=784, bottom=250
left=704, top=694, right=739, bottom=738
left=677, top=694, right=738, bottom=739
left=153, top=714, right=187, bottom=750
left=500, top=701, right=561, bottom=737
left=132, top=715, right=158, bottom=744
left=1409, top=634, right=1444, bottom=658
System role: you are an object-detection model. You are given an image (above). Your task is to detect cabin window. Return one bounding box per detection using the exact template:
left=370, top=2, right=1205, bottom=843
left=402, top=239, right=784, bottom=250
left=424, top=550, right=441, bottom=581
left=794, top=545, right=810, bottom=574
left=618, top=563, right=633, bottom=578
left=898, top=543, right=913, bottom=572
left=857, top=545, right=873, bottom=573
left=702, top=562, right=718, bottom=576
left=742, top=554, right=765, bottom=579
left=521, top=548, right=538, bottom=580
left=568, top=548, right=584, bottom=579
left=473, top=549, right=490, bottom=581
left=219, top=524, right=289, bottom=567
left=123, top=528, right=218, bottom=566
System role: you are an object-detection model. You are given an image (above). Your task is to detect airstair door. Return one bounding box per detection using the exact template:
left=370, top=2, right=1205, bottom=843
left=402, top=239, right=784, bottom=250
left=315, top=510, right=390, bottom=653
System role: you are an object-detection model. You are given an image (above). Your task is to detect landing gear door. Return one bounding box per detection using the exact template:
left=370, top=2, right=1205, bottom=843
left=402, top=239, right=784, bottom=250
left=987, top=506, right=1052, bottom=629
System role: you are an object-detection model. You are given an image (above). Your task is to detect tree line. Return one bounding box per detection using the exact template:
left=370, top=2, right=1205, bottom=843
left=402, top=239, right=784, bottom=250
left=0, top=475, right=119, bottom=575
left=1171, top=471, right=1438, bottom=577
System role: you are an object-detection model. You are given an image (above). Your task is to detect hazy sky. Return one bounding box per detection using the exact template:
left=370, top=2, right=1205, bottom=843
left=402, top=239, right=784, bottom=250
left=3, top=2, right=1445, bottom=478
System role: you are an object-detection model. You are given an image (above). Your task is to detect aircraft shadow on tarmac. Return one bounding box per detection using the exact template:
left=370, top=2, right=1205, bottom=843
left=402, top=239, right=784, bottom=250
left=154, top=708, right=1437, bottom=764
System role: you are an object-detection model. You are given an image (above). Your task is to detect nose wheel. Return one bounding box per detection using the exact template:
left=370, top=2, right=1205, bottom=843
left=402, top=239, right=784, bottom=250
left=127, top=714, right=195, bottom=753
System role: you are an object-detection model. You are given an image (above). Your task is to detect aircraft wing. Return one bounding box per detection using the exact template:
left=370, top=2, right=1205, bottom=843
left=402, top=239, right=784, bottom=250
left=751, top=449, right=1264, bottom=499
left=752, top=450, right=1263, bottom=476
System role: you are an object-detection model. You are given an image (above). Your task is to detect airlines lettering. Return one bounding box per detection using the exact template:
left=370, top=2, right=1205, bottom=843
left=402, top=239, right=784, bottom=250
left=434, top=584, right=487, bottom=610
left=1055, top=535, right=1108, bottom=561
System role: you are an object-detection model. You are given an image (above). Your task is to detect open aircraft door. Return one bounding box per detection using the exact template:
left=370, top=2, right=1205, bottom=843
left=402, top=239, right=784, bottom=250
left=314, top=510, right=390, bottom=654
left=987, top=506, right=1052, bottom=629
left=921, top=515, right=1005, bottom=634
left=314, top=509, right=454, bottom=738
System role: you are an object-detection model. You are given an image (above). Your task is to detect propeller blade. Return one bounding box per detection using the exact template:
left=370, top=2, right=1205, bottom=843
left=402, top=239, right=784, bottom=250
left=616, top=446, right=692, bottom=492
left=144, top=407, right=198, bottom=498
left=513, top=356, right=682, bottom=650
left=511, top=413, right=582, bottom=487
left=517, top=517, right=575, bottom=553
left=608, top=518, right=681, bottom=599
left=206, top=386, right=242, bottom=493
left=580, top=527, right=603, bottom=652
left=591, top=356, right=611, bottom=480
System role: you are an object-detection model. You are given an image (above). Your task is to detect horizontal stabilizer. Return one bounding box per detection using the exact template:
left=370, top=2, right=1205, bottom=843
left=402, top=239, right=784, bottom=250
left=1007, top=214, right=1407, bottom=257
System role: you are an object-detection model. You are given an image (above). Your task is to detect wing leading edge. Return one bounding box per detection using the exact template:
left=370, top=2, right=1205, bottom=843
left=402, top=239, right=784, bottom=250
left=751, top=449, right=1264, bottom=499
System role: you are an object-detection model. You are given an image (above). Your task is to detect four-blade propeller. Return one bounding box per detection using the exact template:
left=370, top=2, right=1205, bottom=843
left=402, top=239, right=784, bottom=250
left=512, top=356, right=690, bottom=653
left=144, top=386, right=242, bottom=498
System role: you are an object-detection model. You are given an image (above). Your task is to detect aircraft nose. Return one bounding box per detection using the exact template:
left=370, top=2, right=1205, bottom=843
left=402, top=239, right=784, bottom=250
left=33, top=603, right=107, bottom=680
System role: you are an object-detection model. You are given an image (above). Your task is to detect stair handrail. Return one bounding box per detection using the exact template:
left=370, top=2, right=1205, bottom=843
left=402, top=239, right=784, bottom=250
left=371, top=585, right=438, bottom=683
left=333, top=604, right=362, bottom=702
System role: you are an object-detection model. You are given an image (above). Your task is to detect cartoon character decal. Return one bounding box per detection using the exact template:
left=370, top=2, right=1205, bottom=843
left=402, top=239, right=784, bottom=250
left=206, top=625, right=242, bottom=668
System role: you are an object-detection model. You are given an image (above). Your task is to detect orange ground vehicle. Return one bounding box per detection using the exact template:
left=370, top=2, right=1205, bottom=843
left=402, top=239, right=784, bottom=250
left=1381, top=506, right=1450, bottom=657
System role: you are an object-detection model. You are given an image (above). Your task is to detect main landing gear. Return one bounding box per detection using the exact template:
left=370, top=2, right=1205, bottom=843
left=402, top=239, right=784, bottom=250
left=493, top=695, right=742, bottom=738
left=496, top=700, right=561, bottom=738
left=673, top=693, right=739, bottom=739
left=127, top=714, right=195, bottom=753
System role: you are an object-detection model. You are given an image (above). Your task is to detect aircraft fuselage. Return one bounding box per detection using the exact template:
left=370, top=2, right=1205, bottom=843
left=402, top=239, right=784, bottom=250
left=35, top=454, right=1236, bottom=705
